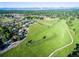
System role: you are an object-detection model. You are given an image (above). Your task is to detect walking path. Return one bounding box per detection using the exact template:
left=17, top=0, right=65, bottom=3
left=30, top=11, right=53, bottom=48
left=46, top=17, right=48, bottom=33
left=48, top=24, right=74, bottom=57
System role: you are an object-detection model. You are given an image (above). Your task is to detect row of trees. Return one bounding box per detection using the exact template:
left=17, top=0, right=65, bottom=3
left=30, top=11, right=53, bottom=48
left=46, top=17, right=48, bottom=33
left=0, top=10, right=79, bottom=19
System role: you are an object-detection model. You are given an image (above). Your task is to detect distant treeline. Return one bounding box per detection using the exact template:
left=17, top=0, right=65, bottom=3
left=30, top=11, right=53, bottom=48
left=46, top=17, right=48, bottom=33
left=0, top=10, right=79, bottom=18
left=0, top=9, right=78, bottom=14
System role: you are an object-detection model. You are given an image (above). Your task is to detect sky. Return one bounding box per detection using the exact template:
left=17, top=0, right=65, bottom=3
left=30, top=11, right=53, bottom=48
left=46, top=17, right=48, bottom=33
left=0, top=2, right=79, bottom=8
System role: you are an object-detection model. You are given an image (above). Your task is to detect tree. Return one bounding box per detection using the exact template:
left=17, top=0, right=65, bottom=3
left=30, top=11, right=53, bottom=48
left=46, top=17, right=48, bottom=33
left=0, top=35, right=4, bottom=50
left=43, top=36, right=46, bottom=39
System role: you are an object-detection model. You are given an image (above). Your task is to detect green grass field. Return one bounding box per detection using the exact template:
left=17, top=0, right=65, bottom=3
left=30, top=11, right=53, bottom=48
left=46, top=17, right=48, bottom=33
left=1, top=18, right=78, bottom=57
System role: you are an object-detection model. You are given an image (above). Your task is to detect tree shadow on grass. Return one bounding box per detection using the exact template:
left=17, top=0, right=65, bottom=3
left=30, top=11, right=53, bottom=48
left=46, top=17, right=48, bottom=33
left=26, top=33, right=57, bottom=46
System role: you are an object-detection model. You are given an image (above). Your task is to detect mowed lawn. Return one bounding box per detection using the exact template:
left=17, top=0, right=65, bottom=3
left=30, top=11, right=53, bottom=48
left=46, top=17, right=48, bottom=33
left=0, top=19, right=75, bottom=57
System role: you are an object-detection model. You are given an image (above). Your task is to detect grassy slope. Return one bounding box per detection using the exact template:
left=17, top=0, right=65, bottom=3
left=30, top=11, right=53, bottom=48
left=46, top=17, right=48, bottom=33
left=72, top=20, right=79, bottom=43
left=54, top=19, right=79, bottom=57
left=52, top=23, right=75, bottom=57
left=1, top=19, right=75, bottom=57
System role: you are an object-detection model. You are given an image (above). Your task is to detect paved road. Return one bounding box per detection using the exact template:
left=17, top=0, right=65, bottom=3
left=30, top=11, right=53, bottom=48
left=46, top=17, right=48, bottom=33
left=48, top=24, right=74, bottom=57
left=0, top=18, right=31, bottom=55
left=0, top=39, right=25, bottom=54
